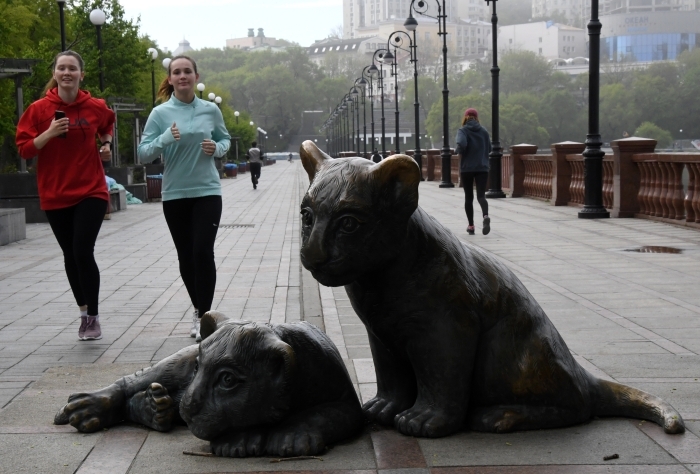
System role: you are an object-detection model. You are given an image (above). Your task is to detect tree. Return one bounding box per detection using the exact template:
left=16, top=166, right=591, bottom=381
left=634, top=122, right=673, bottom=149
left=500, top=103, right=549, bottom=150
left=599, top=83, right=636, bottom=142
left=424, top=93, right=490, bottom=147
left=499, top=50, right=554, bottom=96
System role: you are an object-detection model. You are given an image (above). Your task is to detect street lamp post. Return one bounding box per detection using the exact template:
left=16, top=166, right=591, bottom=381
left=351, top=84, right=361, bottom=155
left=57, top=0, right=67, bottom=51
left=147, top=48, right=158, bottom=107
left=362, top=66, right=376, bottom=159
left=197, top=83, right=205, bottom=99
left=214, top=96, right=222, bottom=107
left=382, top=49, right=400, bottom=154
left=89, top=8, right=106, bottom=92
left=208, top=92, right=216, bottom=102
left=370, top=49, right=388, bottom=159
left=578, top=0, right=610, bottom=219
left=357, top=75, right=369, bottom=158
left=408, top=0, right=453, bottom=187
left=162, top=57, right=171, bottom=70
left=234, top=110, right=239, bottom=123
left=394, top=25, right=423, bottom=177
left=485, top=0, right=506, bottom=198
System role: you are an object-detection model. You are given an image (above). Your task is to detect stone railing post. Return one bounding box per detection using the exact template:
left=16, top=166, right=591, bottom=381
left=611, top=137, right=657, bottom=218
left=509, top=144, right=537, bottom=198
left=551, top=141, right=585, bottom=206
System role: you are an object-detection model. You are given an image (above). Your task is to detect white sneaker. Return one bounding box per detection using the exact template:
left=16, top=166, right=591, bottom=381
left=190, top=309, right=199, bottom=338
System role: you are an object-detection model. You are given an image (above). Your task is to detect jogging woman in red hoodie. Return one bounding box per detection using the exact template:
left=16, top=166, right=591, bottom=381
left=15, top=50, right=115, bottom=341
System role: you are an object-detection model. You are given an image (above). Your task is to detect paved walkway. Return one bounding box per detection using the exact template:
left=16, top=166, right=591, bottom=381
left=0, top=161, right=699, bottom=473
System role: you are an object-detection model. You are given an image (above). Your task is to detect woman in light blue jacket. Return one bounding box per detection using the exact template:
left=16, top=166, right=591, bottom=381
left=138, top=55, right=230, bottom=342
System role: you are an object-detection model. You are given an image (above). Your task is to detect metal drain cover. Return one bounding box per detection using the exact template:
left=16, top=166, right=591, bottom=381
left=219, top=224, right=255, bottom=229
left=623, top=246, right=683, bottom=254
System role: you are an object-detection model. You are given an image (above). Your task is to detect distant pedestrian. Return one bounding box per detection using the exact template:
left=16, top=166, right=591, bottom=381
left=288, top=152, right=293, bottom=162
left=247, top=141, right=263, bottom=189
left=138, top=55, right=231, bottom=342
left=455, top=108, right=491, bottom=236
left=15, top=50, right=115, bottom=341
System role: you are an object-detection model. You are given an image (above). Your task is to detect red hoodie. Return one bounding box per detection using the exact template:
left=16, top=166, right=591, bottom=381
left=15, top=88, right=115, bottom=210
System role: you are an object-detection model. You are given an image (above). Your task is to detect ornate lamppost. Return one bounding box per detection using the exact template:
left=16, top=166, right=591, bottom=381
left=389, top=28, right=423, bottom=175
left=361, top=65, right=376, bottom=159
left=369, top=49, right=388, bottom=160
left=162, top=57, right=171, bottom=70
left=89, top=8, right=106, bottom=92
left=356, top=75, right=369, bottom=158
left=381, top=48, right=401, bottom=154
left=197, top=83, right=205, bottom=99
left=407, top=0, right=453, bottom=187
left=350, top=84, right=361, bottom=156
left=484, top=0, right=506, bottom=198
left=578, top=0, right=610, bottom=219
left=208, top=92, right=216, bottom=102
left=147, top=48, right=158, bottom=107
left=215, top=96, right=222, bottom=108
left=234, top=110, right=239, bottom=123
left=57, top=0, right=67, bottom=51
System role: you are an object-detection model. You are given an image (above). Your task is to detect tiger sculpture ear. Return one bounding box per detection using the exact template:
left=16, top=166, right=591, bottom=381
left=370, top=154, right=421, bottom=221
left=299, top=140, right=332, bottom=183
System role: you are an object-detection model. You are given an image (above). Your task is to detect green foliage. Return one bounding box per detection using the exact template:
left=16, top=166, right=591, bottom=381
left=634, top=122, right=673, bottom=148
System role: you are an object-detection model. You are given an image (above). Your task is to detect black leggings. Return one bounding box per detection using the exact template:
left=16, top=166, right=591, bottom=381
left=162, top=195, right=222, bottom=316
left=45, top=197, right=108, bottom=316
left=461, top=172, right=489, bottom=226
left=250, top=162, right=261, bottom=185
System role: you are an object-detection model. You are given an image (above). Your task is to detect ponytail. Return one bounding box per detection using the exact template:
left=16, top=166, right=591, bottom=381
left=156, top=55, right=198, bottom=103
left=43, top=50, right=85, bottom=96
left=156, top=78, right=174, bottom=103
left=461, top=115, right=479, bottom=126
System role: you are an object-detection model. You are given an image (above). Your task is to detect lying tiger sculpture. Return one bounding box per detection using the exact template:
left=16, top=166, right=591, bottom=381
left=54, top=312, right=364, bottom=457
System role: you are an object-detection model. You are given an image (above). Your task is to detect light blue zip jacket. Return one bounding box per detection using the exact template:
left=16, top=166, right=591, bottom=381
left=138, top=94, right=231, bottom=201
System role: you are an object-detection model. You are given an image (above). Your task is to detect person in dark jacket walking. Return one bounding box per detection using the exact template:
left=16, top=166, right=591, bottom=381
left=455, top=108, right=491, bottom=235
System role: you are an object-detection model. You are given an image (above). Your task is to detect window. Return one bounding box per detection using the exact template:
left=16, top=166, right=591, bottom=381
left=344, top=45, right=348, bottom=50
left=314, top=48, right=318, bottom=52
left=336, top=46, right=340, bottom=50
left=509, top=38, right=512, bottom=44
left=322, top=47, right=326, bottom=52
left=539, top=37, right=542, bottom=43
left=352, top=44, right=357, bottom=49
left=539, top=48, right=542, bottom=54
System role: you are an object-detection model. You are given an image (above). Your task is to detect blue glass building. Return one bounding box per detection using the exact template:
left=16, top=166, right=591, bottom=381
left=600, top=10, right=700, bottom=62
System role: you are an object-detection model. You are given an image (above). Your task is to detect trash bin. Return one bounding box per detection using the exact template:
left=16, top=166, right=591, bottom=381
left=146, top=174, right=163, bottom=200
left=224, top=163, right=237, bottom=178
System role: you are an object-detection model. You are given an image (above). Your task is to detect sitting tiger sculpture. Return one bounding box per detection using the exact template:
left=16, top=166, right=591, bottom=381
left=54, top=312, right=364, bottom=457
left=298, top=140, right=685, bottom=438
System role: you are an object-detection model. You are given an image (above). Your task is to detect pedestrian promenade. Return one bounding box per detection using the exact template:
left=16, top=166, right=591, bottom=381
left=0, top=160, right=699, bottom=473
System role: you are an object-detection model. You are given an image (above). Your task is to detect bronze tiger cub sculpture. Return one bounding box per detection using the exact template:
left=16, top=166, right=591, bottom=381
left=54, top=313, right=364, bottom=457
left=298, top=140, right=685, bottom=438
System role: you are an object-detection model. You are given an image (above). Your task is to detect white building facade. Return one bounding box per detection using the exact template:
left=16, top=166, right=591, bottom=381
left=532, top=0, right=696, bottom=27
left=343, top=0, right=489, bottom=39
left=499, top=22, right=587, bottom=60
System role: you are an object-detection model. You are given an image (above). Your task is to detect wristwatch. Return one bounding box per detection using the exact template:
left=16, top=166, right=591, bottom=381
left=101, top=141, right=113, bottom=151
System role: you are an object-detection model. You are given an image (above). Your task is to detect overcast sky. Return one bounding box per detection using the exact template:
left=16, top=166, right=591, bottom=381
left=118, top=0, right=343, bottom=51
